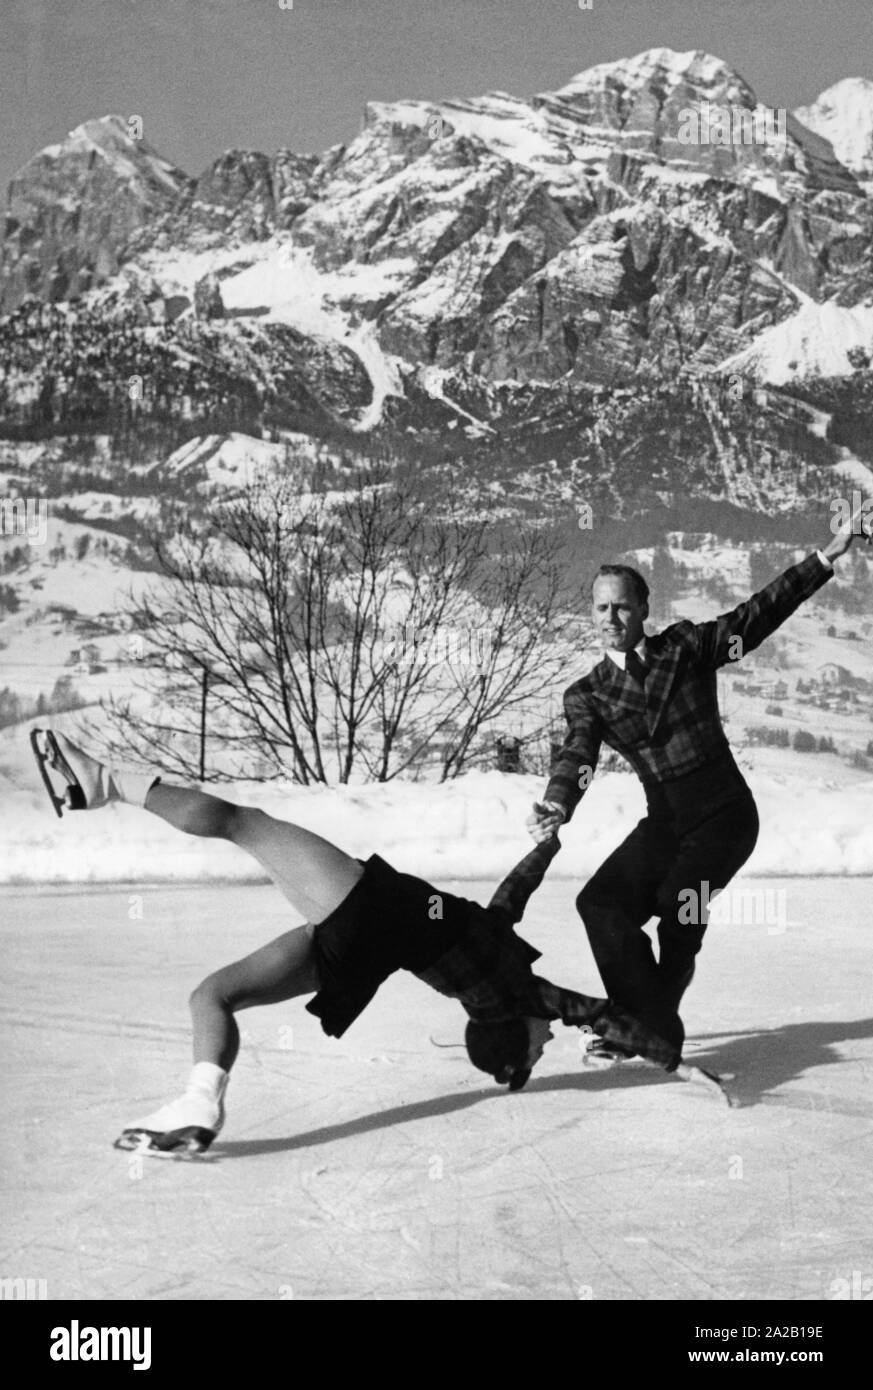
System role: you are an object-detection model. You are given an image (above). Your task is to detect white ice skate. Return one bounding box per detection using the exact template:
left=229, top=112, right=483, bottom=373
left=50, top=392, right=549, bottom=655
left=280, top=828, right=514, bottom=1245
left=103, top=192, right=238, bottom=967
left=31, top=729, right=156, bottom=817
left=114, top=1090, right=226, bottom=1158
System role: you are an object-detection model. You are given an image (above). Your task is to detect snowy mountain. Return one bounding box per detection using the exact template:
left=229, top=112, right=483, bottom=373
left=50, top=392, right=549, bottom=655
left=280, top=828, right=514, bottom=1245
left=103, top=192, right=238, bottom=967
left=1, top=48, right=873, bottom=792
left=2, top=48, right=870, bottom=390
left=716, top=300, right=873, bottom=385
left=2, top=47, right=871, bottom=466
left=795, top=78, right=873, bottom=185
left=1, top=115, right=191, bottom=309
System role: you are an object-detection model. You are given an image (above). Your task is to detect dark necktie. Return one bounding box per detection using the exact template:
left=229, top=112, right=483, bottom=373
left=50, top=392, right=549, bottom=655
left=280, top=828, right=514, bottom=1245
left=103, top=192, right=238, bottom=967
left=625, top=650, right=646, bottom=688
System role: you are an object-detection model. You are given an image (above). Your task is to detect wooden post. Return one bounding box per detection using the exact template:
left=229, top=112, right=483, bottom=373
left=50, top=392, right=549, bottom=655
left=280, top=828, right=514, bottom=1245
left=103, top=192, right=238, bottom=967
left=199, top=668, right=208, bottom=781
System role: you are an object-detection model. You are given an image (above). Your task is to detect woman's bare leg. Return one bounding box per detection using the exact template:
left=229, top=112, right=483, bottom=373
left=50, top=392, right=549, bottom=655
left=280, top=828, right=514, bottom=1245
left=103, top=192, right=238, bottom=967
left=189, top=924, right=319, bottom=1070
left=119, top=921, right=322, bottom=1152
left=38, top=737, right=362, bottom=922
left=144, top=782, right=364, bottom=924
left=37, top=744, right=364, bottom=1151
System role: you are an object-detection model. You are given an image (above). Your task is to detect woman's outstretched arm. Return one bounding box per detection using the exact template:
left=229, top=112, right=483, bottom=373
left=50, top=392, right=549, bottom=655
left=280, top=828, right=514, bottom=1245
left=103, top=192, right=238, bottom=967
left=487, top=835, right=562, bottom=924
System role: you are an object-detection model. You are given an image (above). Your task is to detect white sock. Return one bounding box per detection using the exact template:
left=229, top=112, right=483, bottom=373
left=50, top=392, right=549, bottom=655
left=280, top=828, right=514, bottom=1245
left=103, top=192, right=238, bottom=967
left=110, top=769, right=160, bottom=808
left=186, top=1061, right=228, bottom=1102
left=124, top=1063, right=227, bottom=1134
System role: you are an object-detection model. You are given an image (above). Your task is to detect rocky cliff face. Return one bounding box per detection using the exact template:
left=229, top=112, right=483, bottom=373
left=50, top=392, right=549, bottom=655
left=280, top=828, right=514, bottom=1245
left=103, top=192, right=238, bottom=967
left=143, top=148, right=323, bottom=251
left=1, top=49, right=871, bottom=421
left=1, top=116, right=191, bottom=313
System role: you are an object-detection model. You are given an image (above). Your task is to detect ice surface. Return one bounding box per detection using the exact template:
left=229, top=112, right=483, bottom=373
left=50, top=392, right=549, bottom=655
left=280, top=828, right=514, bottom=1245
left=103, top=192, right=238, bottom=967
left=1, top=876, right=871, bottom=1299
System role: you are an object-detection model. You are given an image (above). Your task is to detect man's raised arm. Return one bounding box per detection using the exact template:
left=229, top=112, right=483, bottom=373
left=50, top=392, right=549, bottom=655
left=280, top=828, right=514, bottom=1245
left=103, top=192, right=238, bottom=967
left=676, top=552, right=831, bottom=670
left=680, top=504, right=871, bottom=670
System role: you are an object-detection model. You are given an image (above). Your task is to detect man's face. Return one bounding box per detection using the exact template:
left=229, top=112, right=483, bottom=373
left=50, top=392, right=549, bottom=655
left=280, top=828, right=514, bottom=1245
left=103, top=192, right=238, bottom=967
left=591, top=575, right=647, bottom=652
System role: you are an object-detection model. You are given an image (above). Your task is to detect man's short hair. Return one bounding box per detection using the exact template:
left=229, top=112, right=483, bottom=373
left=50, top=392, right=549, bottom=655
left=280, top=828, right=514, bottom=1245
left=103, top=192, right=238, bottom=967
left=591, top=564, right=650, bottom=606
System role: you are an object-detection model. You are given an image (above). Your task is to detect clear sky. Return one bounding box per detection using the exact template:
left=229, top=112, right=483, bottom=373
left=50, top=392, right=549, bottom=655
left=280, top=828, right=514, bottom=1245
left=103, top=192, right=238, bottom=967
left=2, top=0, right=871, bottom=192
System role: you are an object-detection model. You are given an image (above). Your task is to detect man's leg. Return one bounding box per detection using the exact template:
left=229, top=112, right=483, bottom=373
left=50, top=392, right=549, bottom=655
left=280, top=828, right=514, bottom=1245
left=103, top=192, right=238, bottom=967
left=576, top=815, right=680, bottom=1042
left=654, top=798, right=760, bottom=1014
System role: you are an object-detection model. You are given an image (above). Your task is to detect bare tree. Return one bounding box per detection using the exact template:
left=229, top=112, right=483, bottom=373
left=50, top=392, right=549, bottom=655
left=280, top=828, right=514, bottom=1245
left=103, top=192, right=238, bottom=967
left=98, top=455, right=578, bottom=783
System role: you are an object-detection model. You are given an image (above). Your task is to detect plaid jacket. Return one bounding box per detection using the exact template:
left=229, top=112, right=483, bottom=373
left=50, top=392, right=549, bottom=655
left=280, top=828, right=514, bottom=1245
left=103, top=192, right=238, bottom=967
left=544, top=554, right=832, bottom=822
left=414, top=837, right=680, bottom=1070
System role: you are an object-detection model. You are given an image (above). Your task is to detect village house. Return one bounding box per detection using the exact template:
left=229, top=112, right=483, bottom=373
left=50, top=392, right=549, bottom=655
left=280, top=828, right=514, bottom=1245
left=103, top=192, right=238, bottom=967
left=818, top=662, right=858, bottom=689
left=66, top=642, right=102, bottom=672
left=741, top=668, right=789, bottom=700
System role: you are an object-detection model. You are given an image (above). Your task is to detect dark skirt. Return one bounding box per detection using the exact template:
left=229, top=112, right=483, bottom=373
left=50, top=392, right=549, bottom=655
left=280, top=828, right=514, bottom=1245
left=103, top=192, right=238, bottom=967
left=305, top=853, right=471, bottom=1038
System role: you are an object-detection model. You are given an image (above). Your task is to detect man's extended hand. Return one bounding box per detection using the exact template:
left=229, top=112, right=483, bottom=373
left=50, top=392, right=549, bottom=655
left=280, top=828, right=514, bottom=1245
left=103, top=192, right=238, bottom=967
left=823, top=501, right=873, bottom=564
left=527, top=800, right=566, bottom=843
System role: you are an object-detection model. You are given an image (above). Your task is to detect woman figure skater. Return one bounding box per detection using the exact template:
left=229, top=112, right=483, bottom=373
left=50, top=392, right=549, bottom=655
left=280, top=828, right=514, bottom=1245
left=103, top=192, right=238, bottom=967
left=31, top=729, right=714, bottom=1158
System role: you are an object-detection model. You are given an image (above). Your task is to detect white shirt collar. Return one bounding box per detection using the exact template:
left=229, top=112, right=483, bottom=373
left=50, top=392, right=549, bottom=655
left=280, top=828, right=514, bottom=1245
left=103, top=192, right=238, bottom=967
left=605, top=636, right=647, bottom=671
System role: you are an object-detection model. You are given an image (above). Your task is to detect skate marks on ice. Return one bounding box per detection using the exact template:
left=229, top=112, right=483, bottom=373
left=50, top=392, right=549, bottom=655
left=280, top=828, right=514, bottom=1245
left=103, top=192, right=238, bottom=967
left=218, top=1069, right=718, bottom=1161
left=0, top=1002, right=192, bottom=1045
left=433, top=1034, right=737, bottom=1107
left=4, top=1024, right=872, bottom=1299
left=217, top=1015, right=873, bottom=1161
left=3, top=884, right=873, bottom=1298
left=219, top=1084, right=505, bottom=1159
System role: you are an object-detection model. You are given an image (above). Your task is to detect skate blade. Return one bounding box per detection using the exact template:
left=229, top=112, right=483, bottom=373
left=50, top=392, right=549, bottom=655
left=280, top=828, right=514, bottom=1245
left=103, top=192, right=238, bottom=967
left=582, top=1052, right=624, bottom=1070
left=428, top=1034, right=466, bottom=1049
left=30, top=729, right=86, bottom=817
left=113, top=1126, right=217, bottom=1160
left=582, top=1044, right=639, bottom=1069
left=675, top=1064, right=737, bottom=1107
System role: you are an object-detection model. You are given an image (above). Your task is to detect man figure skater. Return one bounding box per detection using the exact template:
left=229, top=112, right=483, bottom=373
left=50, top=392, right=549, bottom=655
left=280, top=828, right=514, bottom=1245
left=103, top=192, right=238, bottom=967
left=529, top=511, right=867, bottom=1055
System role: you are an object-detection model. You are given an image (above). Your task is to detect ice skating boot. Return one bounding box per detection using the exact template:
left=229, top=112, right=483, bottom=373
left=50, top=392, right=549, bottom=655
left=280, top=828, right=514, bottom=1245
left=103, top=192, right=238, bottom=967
left=31, top=729, right=156, bottom=817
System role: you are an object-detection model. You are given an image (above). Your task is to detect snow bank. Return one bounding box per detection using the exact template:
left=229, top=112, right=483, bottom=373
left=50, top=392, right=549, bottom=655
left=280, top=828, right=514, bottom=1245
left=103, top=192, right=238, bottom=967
left=4, top=766, right=873, bottom=887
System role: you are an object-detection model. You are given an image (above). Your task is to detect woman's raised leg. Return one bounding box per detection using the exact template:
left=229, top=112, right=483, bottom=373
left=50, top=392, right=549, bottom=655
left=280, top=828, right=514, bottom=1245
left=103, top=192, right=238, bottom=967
left=38, top=735, right=353, bottom=1156
left=36, top=732, right=364, bottom=924
left=144, top=782, right=364, bottom=924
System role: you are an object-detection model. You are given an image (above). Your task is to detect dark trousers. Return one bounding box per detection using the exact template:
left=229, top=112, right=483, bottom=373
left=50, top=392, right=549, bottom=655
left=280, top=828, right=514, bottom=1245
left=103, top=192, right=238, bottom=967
left=576, top=757, right=759, bottom=1051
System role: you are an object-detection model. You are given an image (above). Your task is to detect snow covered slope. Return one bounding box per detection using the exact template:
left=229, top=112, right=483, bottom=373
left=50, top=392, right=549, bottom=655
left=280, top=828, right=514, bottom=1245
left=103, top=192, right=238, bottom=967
left=716, top=300, right=873, bottom=385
